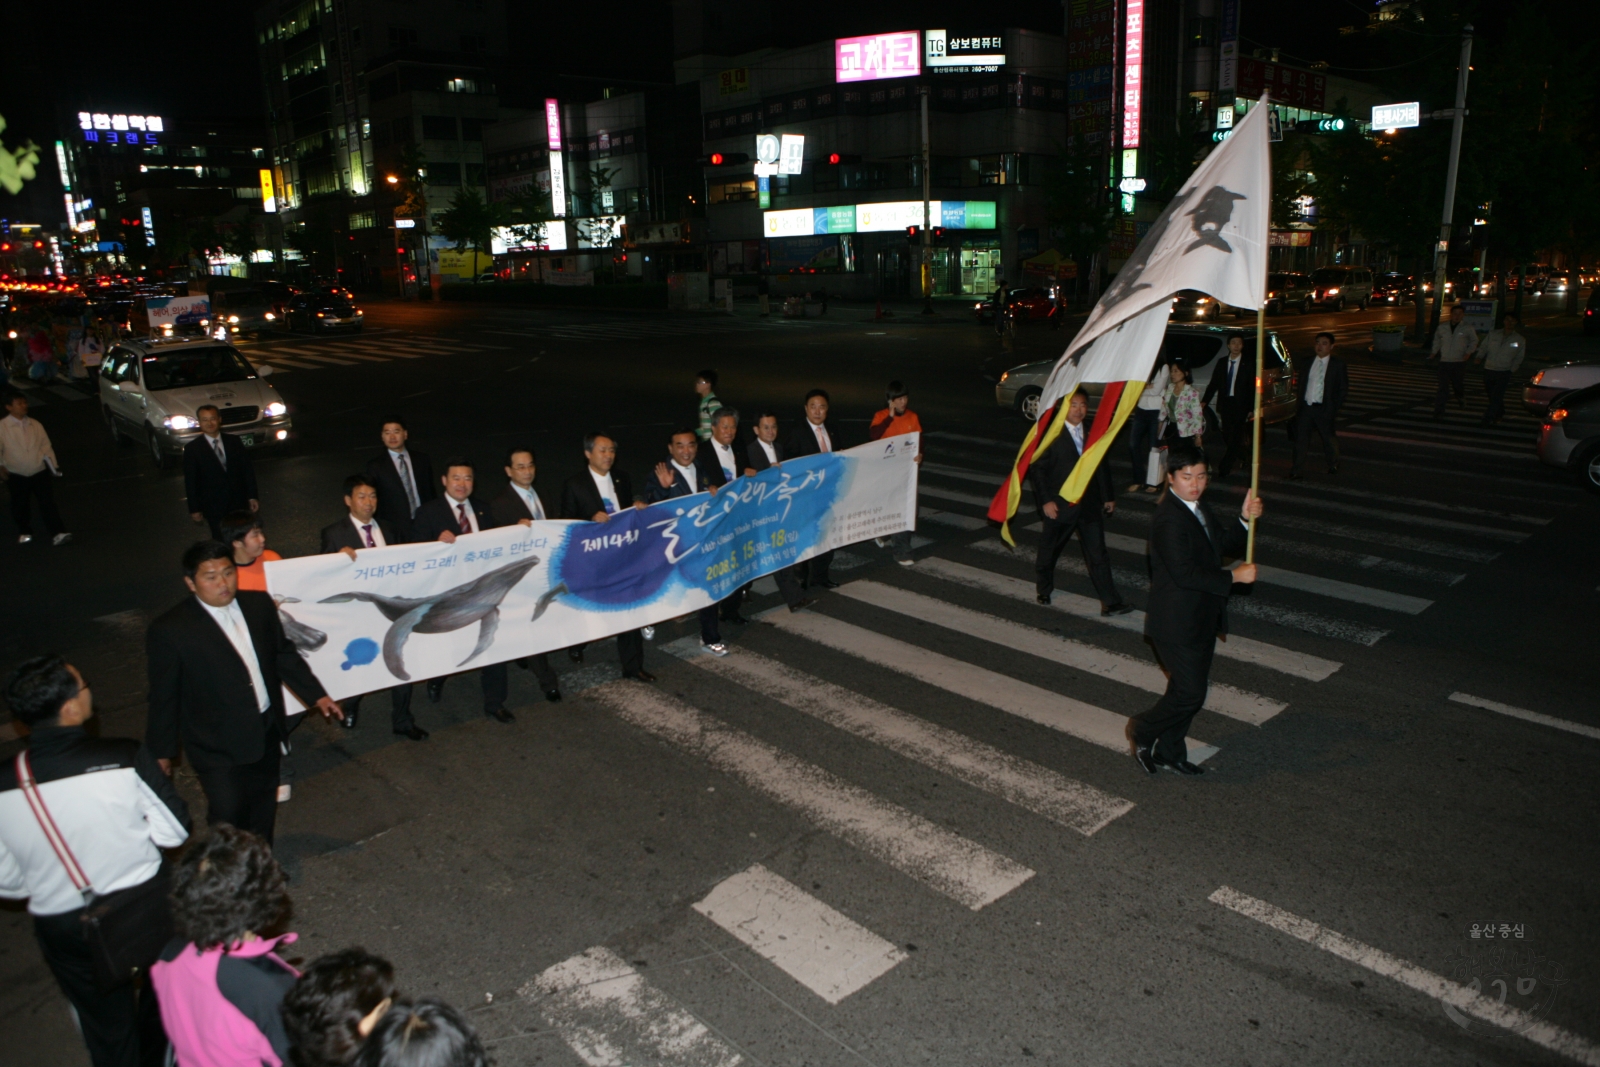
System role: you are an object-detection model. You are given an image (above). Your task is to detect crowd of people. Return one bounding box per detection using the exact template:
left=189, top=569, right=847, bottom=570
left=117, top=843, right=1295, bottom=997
left=1, top=300, right=115, bottom=387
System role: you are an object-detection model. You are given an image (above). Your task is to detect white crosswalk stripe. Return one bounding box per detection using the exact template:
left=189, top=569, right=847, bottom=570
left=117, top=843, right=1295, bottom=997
left=247, top=334, right=503, bottom=373
left=544, top=318, right=827, bottom=341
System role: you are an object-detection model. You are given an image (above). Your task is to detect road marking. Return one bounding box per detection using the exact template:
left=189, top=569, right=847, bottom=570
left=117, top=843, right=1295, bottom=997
left=914, top=556, right=1340, bottom=680
left=918, top=506, right=990, bottom=530
left=254, top=358, right=318, bottom=370
left=1209, top=886, right=1600, bottom=1067
left=1338, top=429, right=1539, bottom=460
left=590, top=681, right=1033, bottom=909
left=762, top=606, right=1218, bottom=762
left=1258, top=476, right=1553, bottom=525
left=1208, top=483, right=1527, bottom=541
left=923, top=462, right=1003, bottom=485
left=835, top=581, right=1284, bottom=724
left=287, top=354, right=357, bottom=366
left=921, top=485, right=1006, bottom=509
left=320, top=351, right=389, bottom=362
left=1448, top=692, right=1600, bottom=742
left=926, top=431, right=1018, bottom=450
left=693, top=865, right=908, bottom=1004
left=523, top=946, right=746, bottom=1067
left=669, top=641, right=1134, bottom=834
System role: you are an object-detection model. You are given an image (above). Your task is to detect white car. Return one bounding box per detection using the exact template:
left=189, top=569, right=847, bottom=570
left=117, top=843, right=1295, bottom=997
left=1523, top=360, right=1600, bottom=415
left=98, top=337, right=293, bottom=468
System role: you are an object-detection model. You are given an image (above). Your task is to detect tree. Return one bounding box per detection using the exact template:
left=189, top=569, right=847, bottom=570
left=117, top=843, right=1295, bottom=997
left=0, top=114, right=39, bottom=195
left=503, top=188, right=555, bottom=249
left=433, top=184, right=506, bottom=281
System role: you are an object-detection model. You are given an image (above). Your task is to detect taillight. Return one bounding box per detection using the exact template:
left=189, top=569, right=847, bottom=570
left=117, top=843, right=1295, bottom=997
left=1549, top=408, right=1569, bottom=422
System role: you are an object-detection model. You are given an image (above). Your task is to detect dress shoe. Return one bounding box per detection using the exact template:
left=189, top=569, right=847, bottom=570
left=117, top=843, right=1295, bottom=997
left=721, top=612, right=749, bottom=625
left=545, top=688, right=562, bottom=702
left=1102, top=603, right=1133, bottom=617
left=484, top=706, right=515, bottom=723
left=1152, top=752, right=1205, bottom=775
left=340, top=709, right=358, bottom=729
left=788, top=597, right=815, bottom=613
left=1036, top=592, right=1052, bottom=605
left=426, top=678, right=444, bottom=703
left=393, top=725, right=429, bottom=741
left=568, top=647, right=584, bottom=663
left=813, top=578, right=839, bottom=589
left=1133, top=744, right=1159, bottom=775
left=622, top=669, right=657, bottom=683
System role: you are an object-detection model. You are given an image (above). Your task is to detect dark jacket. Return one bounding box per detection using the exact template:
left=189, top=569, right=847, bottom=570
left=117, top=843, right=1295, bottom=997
left=319, top=515, right=400, bottom=553
left=642, top=455, right=725, bottom=505
left=1201, top=353, right=1258, bottom=411
left=560, top=468, right=637, bottom=520
left=488, top=483, right=550, bottom=526
left=695, top=439, right=739, bottom=488
left=410, top=494, right=498, bottom=542
left=1027, top=424, right=1112, bottom=520
left=183, top=433, right=258, bottom=518
left=1144, top=491, right=1248, bottom=646
left=364, top=450, right=436, bottom=541
left=745, top=437, right=785, bottom=474
left=1294, top=354, right=1349, bottom=411
left=146, top=591, right=329, bottom=772
left=785, top=418, right=842, bottom=459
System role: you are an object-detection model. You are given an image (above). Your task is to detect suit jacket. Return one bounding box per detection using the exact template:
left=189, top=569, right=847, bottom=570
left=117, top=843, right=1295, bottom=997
left=785, top=418, right=843, bottom=459
left=411, top=494, right=499, bottom=541
left=320, top=514, right=400, bottom=553
left=183, top=433, right=258, bottom=518
left=1201, top=353, right=1258, bottom=412
left=696, top=439, right=739, bottom=488
left=1027, top=425, right=1112, bottom=521
left=745, top=437, right=785, bottom=473
left=1144, top=491, right=1248, bottom=647
left=642, top=452, right=728, bottom=504
left=364, top=449, right=437, bottom=541
left=561, top=468, right=637, bottom=520
left=146, top=591, right=328, bottom=771
left=488, top=483, right=550, bottom=526
left=1294, top=354, right=1349, bottom=411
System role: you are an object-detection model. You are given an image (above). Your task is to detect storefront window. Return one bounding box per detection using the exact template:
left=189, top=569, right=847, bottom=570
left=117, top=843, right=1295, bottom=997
left=960, top=245, right=1002, bottom=295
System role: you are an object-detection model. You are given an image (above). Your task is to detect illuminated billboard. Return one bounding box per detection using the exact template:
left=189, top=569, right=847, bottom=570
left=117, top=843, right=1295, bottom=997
left=260, top=169, right=277, bottom=213
left=544, top=99, right=562, bottom=150
left=1122, top=0, right=1144, bottom=149
left=1372, top=102, right=1420, bottom=129
left=835, top=31, right=921, bottom=83
left=763, top=201, right=995, bottom=237
left=77, top=111, right=164, bottom=145
left=924, top=30, right=1006, bottom=73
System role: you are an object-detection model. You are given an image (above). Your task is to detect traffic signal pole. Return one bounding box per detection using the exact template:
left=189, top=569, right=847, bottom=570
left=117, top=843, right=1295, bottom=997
left=1428, top=25, right=1473, bottom=335
left=920, top=86, right=934, bottom=314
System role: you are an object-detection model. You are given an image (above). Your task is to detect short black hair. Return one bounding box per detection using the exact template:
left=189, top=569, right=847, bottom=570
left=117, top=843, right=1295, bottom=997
left=695, top=369, right=718, bottom=389
left=380, top=416, right=407, bottom=432
left=353, top=998, right=488, bottom=1067
left=711, top=406, right=739, bottom=426
left=283, top=948, right=398, bottom=1067
left=1166, top=442, right=1207, bottom=474
left=441, top=457, right=473, bottom=477
left=1226, top=332, right=1246, bottom=345
left=169, top=826, right=291, bottom=951
left=182, top=540, right=235, bottom=578
left=1502, top=312, right=1520, bottom=324
left=757, top=410, right=779, bottom=424
left=1314, top=331, right=1336, bottom=344
left=582, top=432, right=612, bottom=453
left=671, top=427, right=699, bottom=442
left=804, top=388, right=830, bottom=404
left=0, top=390, right=24, bottom=408
left=3, top=653, right=80, bottom=728
left=504, top=446, right=537, bottom=468
left=220, top=511, right=262, bottom=548
left=886, top=380, right=908, bottom=400
left=196, top=403, right=220, bottom=417
left=344, top=473, right=376, bottom=497
left=1168, top=359, right=1193, bottom=385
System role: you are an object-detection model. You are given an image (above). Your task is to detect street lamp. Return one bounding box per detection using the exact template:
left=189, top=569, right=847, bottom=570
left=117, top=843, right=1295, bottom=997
left=386, top=174, right=399, bottom=185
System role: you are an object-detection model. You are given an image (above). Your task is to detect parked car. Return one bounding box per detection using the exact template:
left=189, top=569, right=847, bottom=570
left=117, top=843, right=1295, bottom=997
left=1536, top=381, right=1600, bottom=494
left=995, top=322, right=1298, bottom=425
left=1309, top=266, right=1374, bottom=310
left=285, top=291, right=364, bottom=332
left=1524, top=360, right=1600, bottom=415
left=1171, top=289, right=1238, bottom=321
left=254, top=281, right=300, bottom=318
left=971, top=286, right=1056, bottom=324
left=1370, top=272, right=1413, bottom=306
left=1265, top=272, right=1314, bottom=315
left=210, top=288, right=280, bottom=338
left=98, top=337, right=292, bottom=468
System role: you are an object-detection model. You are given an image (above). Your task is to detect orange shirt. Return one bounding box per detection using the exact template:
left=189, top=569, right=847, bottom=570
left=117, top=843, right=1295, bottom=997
left=234, top=549, right=283, bottom=592
left=869, top=408, right=923, bottom=441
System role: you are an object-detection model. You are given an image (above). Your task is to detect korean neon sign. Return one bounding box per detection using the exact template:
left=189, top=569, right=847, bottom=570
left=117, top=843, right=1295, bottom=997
left=835, top=32, right=921, bottom=83
left=1122, top=0, right=1143, bottom=149
left=78, top=112, right=164, bottom=146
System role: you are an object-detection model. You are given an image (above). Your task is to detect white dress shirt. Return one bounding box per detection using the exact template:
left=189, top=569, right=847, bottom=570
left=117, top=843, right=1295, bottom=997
left=1067, top=421, right=1086, bottom=453
left=513, top=484, right=545, bottom=520
left=0, top=415, right=58, bottom=477
left=444, top=494, right=479, bottom=534
left=589, top=470, right=620, bottom=514
left=1179, top=496, right=1249, bottom=534
left=203, top=432, right=227, bottom=469
left=757, top=440, right=778, bottom=466
left=389, top=449, right=422, bottom=514
left=199, top=598, right=270, bottom=713
left=810, top=422, right=832, bottom=453
left=710, top=440, right=738, bottom=481
left=349, top=514, right=387, bottom=548
left=1305, top=355, right=1330, bottom=404
left=1225, top=356, right=1242, bottom=395
left=671, top=460, right=699, bottom=494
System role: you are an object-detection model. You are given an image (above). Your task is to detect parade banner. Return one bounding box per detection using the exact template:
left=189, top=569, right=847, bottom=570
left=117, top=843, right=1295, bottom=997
left=266, top=435, right=920, bottom=704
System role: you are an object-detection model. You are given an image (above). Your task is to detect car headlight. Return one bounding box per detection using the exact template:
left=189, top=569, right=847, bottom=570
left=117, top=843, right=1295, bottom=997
left=1267, top=291, right=1277, bottom=298
left=264, top=401, right=287, bottom=418
left=316, top=312, right=325, bottom=317
left=1531, top=371, right=1545, bottom=385
left=1000, top=371, right=1009, bottom=382
left=1548, top=408, right=1568, bottom=422
left=164, top=414, right=199, bottom=430
left=228, top=315, right=239, bottom=323
left=353, top=308, right=363, bottom=316
left=1326, top=287, right=1340, bottom=295
left=264, top=312, right=275, bottom=320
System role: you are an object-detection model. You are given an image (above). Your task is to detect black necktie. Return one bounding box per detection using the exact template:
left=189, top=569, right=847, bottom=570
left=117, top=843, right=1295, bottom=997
left=1195, top=505, right=1216, bottom=548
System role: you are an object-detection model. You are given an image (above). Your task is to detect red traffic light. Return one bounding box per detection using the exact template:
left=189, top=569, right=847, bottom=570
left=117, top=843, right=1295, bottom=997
left=0, top=243, right=11, bottom=252
left=827, top=152, right=841, bottom=165
left=33, top=241, right=44, bottom=249
left=710, top=152, right=724, bottom=165
left=906, top=226, right=919, bottom=237
left=933, top=227, right=946, bottom=239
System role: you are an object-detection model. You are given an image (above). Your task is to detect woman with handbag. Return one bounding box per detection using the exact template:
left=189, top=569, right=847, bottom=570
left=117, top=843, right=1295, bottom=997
left=1161, top=359, right=1206, bottom=453
left=0, top=654, right=193, bottom=1067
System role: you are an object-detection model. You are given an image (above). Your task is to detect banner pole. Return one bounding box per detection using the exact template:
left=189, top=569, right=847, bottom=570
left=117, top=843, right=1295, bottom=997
left=1247, top=303, right=1264, bottom=562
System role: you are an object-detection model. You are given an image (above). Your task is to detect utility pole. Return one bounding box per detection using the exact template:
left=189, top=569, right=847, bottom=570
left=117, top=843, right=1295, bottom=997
left=1428, top=24, right=1473, bottom=335
left=920, top=85, right=934, bottom=314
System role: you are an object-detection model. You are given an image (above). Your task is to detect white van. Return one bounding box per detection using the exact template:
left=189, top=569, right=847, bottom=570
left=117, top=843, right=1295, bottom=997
left=98, top=337, right=293, bottom=468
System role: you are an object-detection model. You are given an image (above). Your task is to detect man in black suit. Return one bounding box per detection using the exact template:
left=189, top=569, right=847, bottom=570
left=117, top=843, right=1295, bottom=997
left=146, top=541, right=341, bottom=842
left=560, top=432, right=653, bottom=682
left=698, top=407, right=750, bottom=625
left=319, top=474, right=425, bottom=740
left=1200, top=333, right=1256, bottom=478
left=644, top=428, right=732, bottom=654
left=1291, top=331, right=1349, bottom=478
left=410, top=458, right=515, bottom=723
left=1028, top=391, right=1128, bottom=615
left=184, top=405, right=258, bottom=541
left=489, top=446, right=562, bottom=703
left=742, top=412, right=814, bottom=613
left=364, top=417, right=436, bottom=543
left=1129, top=443, right=1264, bottom=776
left=783, top=389, right=842, bottom=589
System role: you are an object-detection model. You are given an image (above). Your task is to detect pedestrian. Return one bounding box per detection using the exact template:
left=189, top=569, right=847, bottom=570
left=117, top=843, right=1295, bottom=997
left=354, top=999, right=489, bottom=1067
left=1161, top=360, right=1206, bottom=450
left=1128, top=443, right=1263, bottom=776
left=27, top=327, right=57, bottom=381
left=1430, top=304, right=1478, bottom=418
left=411, top=459, right=516, bottom=724
left=146, top=541, right=343, bottom=843
left=742, top=412, right=814, bottom=613
left=487, top=448, right=563, bottom=704
left=1028, top=391, right=1129, bottom=615
left=151, top=826, right=300, bottom=1067
left=222, top=512, right=283, bottom=593
left=281, top=948, right=397, bottom=1067
left=0, top=653, right=191, bottom=1067
left=1126, top=360, right=1166, bottom=493
left=698, top=408, right=750, bottom=625
left=646, top=428, right=731, bottom=656
left=321, top=475, right=427, bottom=739
left=1476, top=312, right=1526, bottom=426
left=991, top=283, right=1007, bottom=336
left=184, top=405, right=260, bottom=542
left=816, top=284, right=828, bottom=315
left=1, top=390, right=72, bottom=545
left=869, top=380, right=923, bottom=566
left=1291, top=331, right=1348, bottom=478
left=75, top=327, right=104, bottom=382
left=694, top=370, right=721, bottom=441
left=365, top=418, right=436, bottom=544
left=1200, top=333, right=1254, bottom=478
left=559, top=433, right=654, bottom=682
left=784, top=389, right=842, bottom=589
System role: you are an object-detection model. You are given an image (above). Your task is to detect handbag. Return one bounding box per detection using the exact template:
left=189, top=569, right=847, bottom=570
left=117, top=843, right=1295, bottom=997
left=1146, top=446, right=1167, bottom=486
left=15, top=752, right=175, bottom=992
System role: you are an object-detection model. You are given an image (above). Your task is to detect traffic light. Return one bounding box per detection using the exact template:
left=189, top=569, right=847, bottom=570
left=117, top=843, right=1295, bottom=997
left=824, top=153, right=861, bottom=166
left=1295, top=118, right=1348, bottom=133
left=932, top=227, right=946, bottom=240
left=906, top=226, right=919, bottom=238
left=703, top=152, right=749, bottom=166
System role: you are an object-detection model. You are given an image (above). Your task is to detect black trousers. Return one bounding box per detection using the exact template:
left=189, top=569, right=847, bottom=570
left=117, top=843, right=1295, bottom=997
left=1035, top=513, right=1120, bottom=608
left=698, top=605, right=722, bottom=645
left=340, top=684, right=415, bottom=731
left=795, top=550, right=834, bottom=587
left=1292, top=402, right=1339, bottom=472
left=9, top=469, right=67, bottom=537
left=1215, top=408, right=1251, bottom=477
left=1434, top=361, right=1467, bottom=414
left=1130, top=638, right=1216, bottom=762
left=34, top=906, right=167, bottom=1067
left=570, top=631, right=645, bottom=674
left=1482, top=369, right=1511, bottom=422
left=432, top=663, right=508, bottom=713
left=196, top=745, right=281, bottom=843
left=516, top=652, right=559, bottom=690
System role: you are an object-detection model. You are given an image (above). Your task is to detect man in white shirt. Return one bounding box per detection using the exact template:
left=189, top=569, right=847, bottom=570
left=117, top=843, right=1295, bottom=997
left=1291, top=331, right=1349, bottom=478
left=783, top=390, right=842, bottom=589
left=364, top=419, right=436, bottom=542
left=1430, top=304, right=1479, bottom=417
left=1127, top=362, right=1167, bottom=491
left=745, top=411, right=784, bottom=475
left=559, top=434, right=653, bottom=682
left=1476, top=312, right=1527, bottom=425
left=486, top=448, right=565, bottom=704
left=700, top=408, right=742, bottom=489
left=646, top=429, right=730, bottom=655
left=0, top=392, right=71, bottom=545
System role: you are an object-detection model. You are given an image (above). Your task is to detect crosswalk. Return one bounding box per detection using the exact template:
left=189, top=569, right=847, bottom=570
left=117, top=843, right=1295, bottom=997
left=485, top=315, right=833, bottom=343
left=243, top=332, right=508, bottom=374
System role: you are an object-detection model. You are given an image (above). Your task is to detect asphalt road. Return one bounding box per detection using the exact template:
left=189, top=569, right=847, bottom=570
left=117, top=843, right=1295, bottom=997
left=3, top=290, right=1598, bottom=1067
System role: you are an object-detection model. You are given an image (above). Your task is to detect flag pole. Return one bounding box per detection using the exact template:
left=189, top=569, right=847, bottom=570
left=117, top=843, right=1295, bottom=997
left=1247, top=306, right=1264, bottom=562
